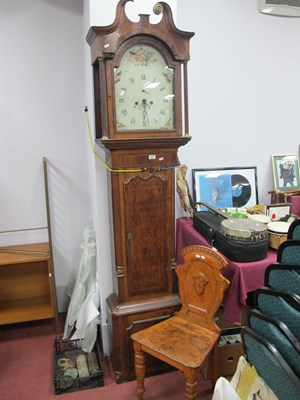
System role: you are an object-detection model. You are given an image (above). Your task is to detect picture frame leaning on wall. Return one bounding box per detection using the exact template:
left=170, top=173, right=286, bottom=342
left=258, top=0, right=300, bottom=16
left=192, top=166, right=258, bottom=210
left=271, top=154, right=300, bottom=191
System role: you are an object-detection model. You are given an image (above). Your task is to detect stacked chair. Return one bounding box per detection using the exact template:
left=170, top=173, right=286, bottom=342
left=265, top=263, right=300, bottom=297
left=287, top=219, right=300, bottom=240
left=241, top=222, right=300, bottom=400
left=277, top=240, right=300, bottom=264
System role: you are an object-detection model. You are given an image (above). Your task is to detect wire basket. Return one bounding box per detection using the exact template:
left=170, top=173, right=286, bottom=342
left=54, top=336, right=104, bottom=394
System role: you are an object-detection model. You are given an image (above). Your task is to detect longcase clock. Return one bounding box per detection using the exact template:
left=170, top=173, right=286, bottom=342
left=86, top=0, right=194, bottom=382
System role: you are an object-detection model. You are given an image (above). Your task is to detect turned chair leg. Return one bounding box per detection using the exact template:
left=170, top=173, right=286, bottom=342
left=183, top=367, right=199, bottom=400
left=133, top=342, right=146, bottom=400
left=208, top=344, right=218, bottom=387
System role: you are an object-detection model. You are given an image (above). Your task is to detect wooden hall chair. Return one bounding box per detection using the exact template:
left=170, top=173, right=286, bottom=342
left=131, top=245, right=229, bottom=400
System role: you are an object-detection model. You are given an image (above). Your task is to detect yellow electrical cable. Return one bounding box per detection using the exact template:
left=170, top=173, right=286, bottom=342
left=84, top=108, right=147, bottom=173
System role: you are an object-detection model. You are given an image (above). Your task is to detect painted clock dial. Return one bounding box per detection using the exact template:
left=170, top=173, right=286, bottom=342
left=114, top=44, right=175, bottom=131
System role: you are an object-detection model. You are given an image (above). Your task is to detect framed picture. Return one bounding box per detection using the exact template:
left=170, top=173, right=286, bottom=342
left=271, top=154, right=300, bottom=191
left=258, top=0, right=300, bottom=17
left=267, top=203, right=291, bottom=220
left=192, top=166, right=258, bottom=209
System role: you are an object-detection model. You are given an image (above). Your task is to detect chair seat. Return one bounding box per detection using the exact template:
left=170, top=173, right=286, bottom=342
left=132, top=315, right=219, bottom=369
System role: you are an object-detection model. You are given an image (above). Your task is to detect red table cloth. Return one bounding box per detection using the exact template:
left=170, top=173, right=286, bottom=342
left=176, top=217, right=277, bottom=325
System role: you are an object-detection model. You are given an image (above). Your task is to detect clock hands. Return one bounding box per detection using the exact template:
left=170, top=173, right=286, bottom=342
left=139, top=98, right=150, bottom=128
left=116, top=67, right=171, bottom=129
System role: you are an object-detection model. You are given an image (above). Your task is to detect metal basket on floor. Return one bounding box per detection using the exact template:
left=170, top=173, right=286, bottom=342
left=53, top=336, right=104, bottom=394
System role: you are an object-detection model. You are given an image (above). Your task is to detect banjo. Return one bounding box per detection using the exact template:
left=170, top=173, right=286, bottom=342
left=219, top=218, right=268, bottom=242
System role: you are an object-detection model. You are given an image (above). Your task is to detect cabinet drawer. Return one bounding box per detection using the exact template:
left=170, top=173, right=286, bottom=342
left=110, top=150, right=177, bottom=168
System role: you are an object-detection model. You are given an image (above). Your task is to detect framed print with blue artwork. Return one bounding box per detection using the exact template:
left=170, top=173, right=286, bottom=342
left=192, top=166, right=258, bottom=210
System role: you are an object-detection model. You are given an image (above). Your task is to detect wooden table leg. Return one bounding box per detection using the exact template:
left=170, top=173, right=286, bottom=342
left=133, top=341, right=146, bottom=400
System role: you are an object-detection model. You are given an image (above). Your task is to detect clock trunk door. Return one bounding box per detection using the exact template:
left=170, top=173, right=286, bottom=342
left=124, top=173, right=172, bottom=301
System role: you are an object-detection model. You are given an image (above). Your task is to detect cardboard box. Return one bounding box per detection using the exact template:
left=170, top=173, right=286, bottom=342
left=217, top=341, right=244, bottom=377
left=201, top=328, right=244, bottom=379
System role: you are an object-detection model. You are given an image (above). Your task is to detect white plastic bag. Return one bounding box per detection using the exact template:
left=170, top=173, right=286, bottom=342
left=63, top=222, right=100, bottom=352
left=212, top=377, right=240, bottom=400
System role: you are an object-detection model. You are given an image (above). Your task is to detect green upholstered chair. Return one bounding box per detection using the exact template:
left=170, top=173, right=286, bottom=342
left=241, top=327, right=300, bottom=400
left=253, top=287, right=300, bottom=343
left=288, top=219, right=300, bottom=240
left=265, top=263, right=300, bottom=296
left=277, top=239, right=300, bottom=264
left=247, top=308, right=300, bottom=378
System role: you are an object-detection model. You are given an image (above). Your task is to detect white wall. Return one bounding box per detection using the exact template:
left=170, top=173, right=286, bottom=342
left=0, top=0, right=90, bottom=311
left=176, top=0, right=300, bottom=208
left=2, top=0, right=300, bottom=355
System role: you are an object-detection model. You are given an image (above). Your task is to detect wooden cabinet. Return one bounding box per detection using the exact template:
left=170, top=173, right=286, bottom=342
left=0, top=243, right=58, bottom=330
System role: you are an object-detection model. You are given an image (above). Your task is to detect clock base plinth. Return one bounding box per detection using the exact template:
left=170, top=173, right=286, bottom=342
left=106, top=293, right=181, bottom=383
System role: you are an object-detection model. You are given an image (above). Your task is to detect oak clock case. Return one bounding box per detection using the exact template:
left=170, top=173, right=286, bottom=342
left=86, top=0, right=194, bottom=383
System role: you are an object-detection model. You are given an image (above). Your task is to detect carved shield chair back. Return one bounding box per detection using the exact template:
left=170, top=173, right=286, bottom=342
left=131, top=245, right=229, bottom=400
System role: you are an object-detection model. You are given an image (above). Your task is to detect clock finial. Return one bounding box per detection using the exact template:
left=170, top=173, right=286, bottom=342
left=153, top=2, right=163, bottom=15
